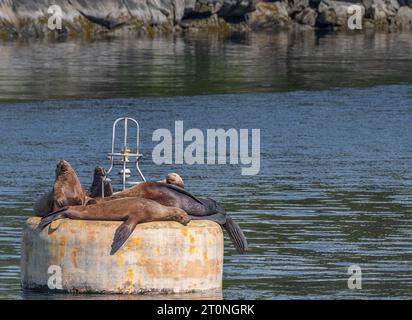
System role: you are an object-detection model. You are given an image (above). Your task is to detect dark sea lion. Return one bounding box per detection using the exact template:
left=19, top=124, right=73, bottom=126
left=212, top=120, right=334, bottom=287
left=90, top=182, right=248, bottom=254
left=33, top=160, right=86, bottom=217
left=87, top=166, right=113, bottom=198
left=38, top=197, right=191, bottom=255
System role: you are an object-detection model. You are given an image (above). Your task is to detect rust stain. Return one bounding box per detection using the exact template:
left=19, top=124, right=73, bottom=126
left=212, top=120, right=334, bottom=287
left=203, top=250, right=208, bottom=261
left=182, top=259, right=219, bottom=278
left=127, top=267, right=135, bottom=282
left=142, top=257, right=219, bottom=279
left=160, top=259, right=177, bottom=275
left=60, top=235, right=68, bottom=246
left=87, top=229, right=96, bottom=242
left=71, top=247, right=79, bottom=268
left=189, top=235, right=196, bottom=244
left=181, top=229, right=188, bottom=237
left=59, top=235, right=68, bottom=259
left=115, top=251, right=125, bottom=267
left=50, top=220, right=61, bottom=230
left=188, top=245, right=196, bottom=255
left=123, top=236, right=143, bottom=250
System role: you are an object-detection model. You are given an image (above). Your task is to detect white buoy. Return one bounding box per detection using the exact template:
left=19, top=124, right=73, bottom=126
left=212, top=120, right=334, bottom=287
left=21, top=218, right=224, bottom=294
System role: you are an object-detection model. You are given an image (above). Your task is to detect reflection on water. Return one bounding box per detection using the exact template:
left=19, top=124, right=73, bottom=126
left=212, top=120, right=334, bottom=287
left=0, top=31, right=412, bottom=102
left=0, top=85, right=411, bottom=299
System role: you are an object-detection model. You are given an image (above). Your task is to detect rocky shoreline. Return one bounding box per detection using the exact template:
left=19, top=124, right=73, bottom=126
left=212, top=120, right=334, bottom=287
left=0, top=0, right=411, bottom=39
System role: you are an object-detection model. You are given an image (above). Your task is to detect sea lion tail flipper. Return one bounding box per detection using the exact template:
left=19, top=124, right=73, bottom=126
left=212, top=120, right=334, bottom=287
left=110, top=219, right=137, bottom=255
left=223, top=217, right=248, bottom=254
left=38, top=207, right=68, bottom=230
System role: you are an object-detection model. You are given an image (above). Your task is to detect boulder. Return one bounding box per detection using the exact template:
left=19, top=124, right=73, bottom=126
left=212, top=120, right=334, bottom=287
left=183, top=0, right=221, bottom=17
left=317, top=0, right=365, bottom=27
left=247, top=1, right=290, bottom=28
left=289, top=0, right=310, bottom=16
left=218, top=0, right=255, bottom=20
left=368, top=0, right=400, bottom=21
left=395, top=5, right=412, bottom=27
left=295, top=7, right=318, bottom=26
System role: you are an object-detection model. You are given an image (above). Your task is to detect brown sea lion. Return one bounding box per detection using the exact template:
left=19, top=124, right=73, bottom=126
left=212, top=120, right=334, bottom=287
left=89, top=182, right=248, bottom=254
left=33, top=160, right=86, bottom=217
left=87, top=171, right=183, bottom=200
left=160, top=172, right=184, bottom=189
left=87, top=166, right=113, bottom=198
left=38, top=197, right=191, bottom=255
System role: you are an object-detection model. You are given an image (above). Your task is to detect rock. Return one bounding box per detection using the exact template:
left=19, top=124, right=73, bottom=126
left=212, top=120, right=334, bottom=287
left=289, top=0, right=310, bottom=16
left=218, top=0, right=255, bottom=20
left=295, top=7, right=318, bottom=26
left=0, top=0, right=258, bottom=38
left=395, top=5, right=412, bottom=27
left=183, top=1, right=254, bottom=19
left=362, top=0, right=374, bottom=12
left=318, top=0, right=365, bottom=27
left=369, top=0, right=400, bottom=21
left=247, top=1, right=291, bottom=29
left=0, top=0, right=202, bottom=37
left=184, top=0, right=221, bottom=17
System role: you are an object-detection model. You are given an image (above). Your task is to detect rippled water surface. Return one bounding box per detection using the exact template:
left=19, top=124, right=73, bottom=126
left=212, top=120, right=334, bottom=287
left=0, top=32, right=412, bottom=299
left=1, top=32, right=412, bottom=101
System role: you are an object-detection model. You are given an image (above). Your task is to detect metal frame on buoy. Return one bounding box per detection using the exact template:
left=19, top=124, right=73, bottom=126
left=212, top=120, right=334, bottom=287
left=102, top=117, right=146, bottom=197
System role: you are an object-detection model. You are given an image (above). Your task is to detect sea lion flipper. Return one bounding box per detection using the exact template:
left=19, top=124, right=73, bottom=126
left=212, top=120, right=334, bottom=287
left=110, top=219, right=136, bottom=255
left=38, top=207, right=68, bottom=230
left=222, top=217, right=248, bottom=254
left=52, top=198, right=67, bottom=212
left=165, top=184, right=204, bottom=205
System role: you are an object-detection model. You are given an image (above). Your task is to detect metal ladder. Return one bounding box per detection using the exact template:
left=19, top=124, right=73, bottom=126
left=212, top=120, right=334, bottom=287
left=102, top=117, right=146, bottom=197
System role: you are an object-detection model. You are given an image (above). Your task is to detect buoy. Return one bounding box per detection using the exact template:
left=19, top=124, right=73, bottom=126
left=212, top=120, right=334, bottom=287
left=21, top=217, right=223, bottom=294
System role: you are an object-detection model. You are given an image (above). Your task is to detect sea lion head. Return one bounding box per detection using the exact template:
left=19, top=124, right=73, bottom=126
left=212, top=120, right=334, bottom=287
left=55, top=160, right=74, bottom=177
left=166, top=172, right=184, bottom=189
left=171, top=208, right=191, bottom=225
left=94, top=166, right=107, bottom=178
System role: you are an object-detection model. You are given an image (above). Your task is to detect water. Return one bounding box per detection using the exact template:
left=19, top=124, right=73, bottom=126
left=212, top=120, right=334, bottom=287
left=0, top=32, right=412, bottom=299
left=1, top=31, right=412, bottom=101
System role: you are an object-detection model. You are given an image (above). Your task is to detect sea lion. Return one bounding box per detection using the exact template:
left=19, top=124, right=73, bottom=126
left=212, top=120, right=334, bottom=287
left=161, top=172, right=185, bottom=189
left=38, top=197, right=191, bottom=255
left=33, top=160, right=86, bottom=217
left=89, top=182, right=248, bottom=254
left=87, top=166, right=113, bottom=198
left=87, top=171, right=183, bottom=199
